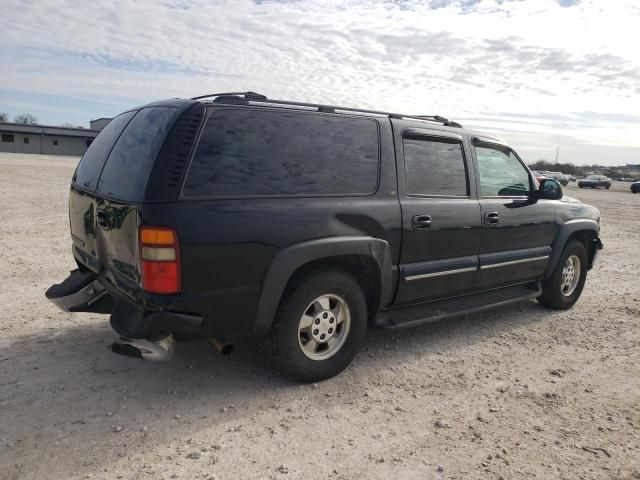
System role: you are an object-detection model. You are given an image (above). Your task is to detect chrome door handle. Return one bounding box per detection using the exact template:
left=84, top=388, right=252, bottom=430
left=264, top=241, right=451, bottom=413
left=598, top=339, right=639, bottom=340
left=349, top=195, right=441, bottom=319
left=484, top=212, right=499, bottom=225
left=412, top=215, right=432, bottom=230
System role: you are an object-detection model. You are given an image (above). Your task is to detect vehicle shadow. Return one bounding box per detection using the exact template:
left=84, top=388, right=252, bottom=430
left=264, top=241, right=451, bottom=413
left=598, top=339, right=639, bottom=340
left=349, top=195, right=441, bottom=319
left=0, top=300, right=548, bottom=476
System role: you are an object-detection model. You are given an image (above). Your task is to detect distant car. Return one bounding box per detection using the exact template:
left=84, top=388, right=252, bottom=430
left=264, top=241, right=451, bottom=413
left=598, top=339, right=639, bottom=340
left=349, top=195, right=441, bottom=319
left=618, top=177, right=634, bottom=182
left=631, top=181, right=640, bottom=194
left=568, top=176, right=577, bottom=182
left=547, top=172, right=569, bottom=186
left=534, top=171, right=569, bottom=187
left=578, top=175, right=612, bottom=189
left=531, top=170, right=547, bottom=182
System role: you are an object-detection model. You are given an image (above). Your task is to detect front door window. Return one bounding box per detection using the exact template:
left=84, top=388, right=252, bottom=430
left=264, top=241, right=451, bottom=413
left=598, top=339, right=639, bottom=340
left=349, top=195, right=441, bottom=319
left=474, top=144, right=531, bottom=197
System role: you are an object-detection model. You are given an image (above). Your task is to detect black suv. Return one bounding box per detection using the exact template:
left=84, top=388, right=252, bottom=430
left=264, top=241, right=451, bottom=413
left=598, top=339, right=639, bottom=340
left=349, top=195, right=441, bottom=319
left=47, top=92, right=603, bottom=382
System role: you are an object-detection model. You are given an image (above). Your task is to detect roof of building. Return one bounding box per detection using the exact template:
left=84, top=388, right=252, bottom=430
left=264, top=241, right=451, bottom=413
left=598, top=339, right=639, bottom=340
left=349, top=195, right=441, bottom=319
left=0, top=122, right=99, bottom=138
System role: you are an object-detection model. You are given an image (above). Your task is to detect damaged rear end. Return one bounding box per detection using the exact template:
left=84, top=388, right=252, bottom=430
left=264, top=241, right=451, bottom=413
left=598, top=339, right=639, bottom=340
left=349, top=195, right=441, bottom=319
left=47, top=99, right=206, bottom=360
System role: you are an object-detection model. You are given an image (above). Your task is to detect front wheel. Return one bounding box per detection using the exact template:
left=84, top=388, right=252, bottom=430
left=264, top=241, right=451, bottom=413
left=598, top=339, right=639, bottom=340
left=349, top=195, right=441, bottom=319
left=268, top=270, right=367, bottom=382
left=538, top=240, right=588, bottom=310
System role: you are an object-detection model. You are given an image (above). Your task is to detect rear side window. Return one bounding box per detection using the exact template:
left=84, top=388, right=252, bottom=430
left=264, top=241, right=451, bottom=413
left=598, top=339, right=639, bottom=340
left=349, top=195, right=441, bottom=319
left=72, top=111, right=135, bottom=190
left=97, top=107, right=179, bottom=201
left=403, top=137, right=468, bottom=196
left=183, top=109, right=379, bottom=197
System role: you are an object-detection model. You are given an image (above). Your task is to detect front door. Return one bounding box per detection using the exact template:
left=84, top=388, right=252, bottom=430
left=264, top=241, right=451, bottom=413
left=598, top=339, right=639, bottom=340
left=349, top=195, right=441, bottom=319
left=471, top=138, right=557, bottom=289
left=395, top=128, right=481, bottom=305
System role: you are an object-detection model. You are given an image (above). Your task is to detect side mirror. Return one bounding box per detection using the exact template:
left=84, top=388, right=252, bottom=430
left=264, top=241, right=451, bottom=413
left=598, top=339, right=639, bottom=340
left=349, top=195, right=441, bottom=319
left=536, top=178, right=563, bottom=200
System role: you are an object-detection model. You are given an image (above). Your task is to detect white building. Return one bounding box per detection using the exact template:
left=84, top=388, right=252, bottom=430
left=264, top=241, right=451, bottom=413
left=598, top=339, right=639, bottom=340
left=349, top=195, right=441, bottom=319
left=0, top=122, right=99, bottom=156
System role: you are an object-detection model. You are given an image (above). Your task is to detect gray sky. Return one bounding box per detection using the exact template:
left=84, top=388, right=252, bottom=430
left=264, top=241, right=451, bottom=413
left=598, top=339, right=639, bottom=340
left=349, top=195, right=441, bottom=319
left=2, top=0, right=639, bottom=165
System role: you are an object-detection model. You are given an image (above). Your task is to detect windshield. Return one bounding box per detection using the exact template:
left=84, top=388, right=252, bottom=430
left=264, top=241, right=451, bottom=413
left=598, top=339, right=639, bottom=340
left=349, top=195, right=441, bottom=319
left=586, top=175, right=600, bottom=180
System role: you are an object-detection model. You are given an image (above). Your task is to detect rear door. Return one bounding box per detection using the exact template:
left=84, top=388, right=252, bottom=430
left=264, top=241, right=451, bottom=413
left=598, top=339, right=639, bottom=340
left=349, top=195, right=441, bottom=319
left=470, top=138, right=556, bottom=289
left=394, top=125, right=481, bottom=305
left=69, top=106, right=187, bottom=295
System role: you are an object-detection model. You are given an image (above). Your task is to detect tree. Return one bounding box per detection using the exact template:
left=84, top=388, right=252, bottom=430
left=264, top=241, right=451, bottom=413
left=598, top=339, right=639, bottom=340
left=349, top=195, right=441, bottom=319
left=528, top=159, right=584, bottom=176
left=14, top=113, right=38, bottom=125
left=0, top=112, right=8, bottom=122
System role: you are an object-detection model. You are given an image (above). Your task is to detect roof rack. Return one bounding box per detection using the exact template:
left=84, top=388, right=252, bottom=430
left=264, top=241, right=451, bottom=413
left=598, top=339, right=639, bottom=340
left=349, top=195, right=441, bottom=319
left=191, top=92, right=462, bottom=128
left=191, top=91, right=267, bottom=101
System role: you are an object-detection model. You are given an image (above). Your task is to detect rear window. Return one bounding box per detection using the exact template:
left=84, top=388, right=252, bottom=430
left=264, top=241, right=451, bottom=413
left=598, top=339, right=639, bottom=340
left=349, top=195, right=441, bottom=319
left=73, top=111, right=136, bottom=190
left=182, top=109, right=379, bottom=197
left=97, top=107, right=180, bottom=201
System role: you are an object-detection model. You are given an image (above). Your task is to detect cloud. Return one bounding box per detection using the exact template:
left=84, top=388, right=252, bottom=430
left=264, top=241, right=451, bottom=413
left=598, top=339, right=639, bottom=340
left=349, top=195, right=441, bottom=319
left=1, top=0, right=639, bottom=164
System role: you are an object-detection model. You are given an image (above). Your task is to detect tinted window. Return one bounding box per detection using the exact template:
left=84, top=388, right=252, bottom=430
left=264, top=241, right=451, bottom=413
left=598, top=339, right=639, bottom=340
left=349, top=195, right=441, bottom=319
left=97, top=107, right=179, bottom=201
left=475, top=144, right=531, bottom=197
left=73, top=111, right=135, bottom=190
left=183, top=109, right=379, bottom=197
left=403, top=137, right=468, bottom=196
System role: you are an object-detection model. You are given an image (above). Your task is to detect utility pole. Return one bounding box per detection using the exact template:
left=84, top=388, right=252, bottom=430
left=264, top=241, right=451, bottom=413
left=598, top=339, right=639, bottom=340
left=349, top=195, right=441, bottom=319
left=555, top=146, right=559, bottom=164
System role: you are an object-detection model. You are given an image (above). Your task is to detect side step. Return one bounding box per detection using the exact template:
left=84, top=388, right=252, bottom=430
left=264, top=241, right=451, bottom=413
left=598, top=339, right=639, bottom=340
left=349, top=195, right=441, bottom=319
left=375, top=282, right=542, bottom=329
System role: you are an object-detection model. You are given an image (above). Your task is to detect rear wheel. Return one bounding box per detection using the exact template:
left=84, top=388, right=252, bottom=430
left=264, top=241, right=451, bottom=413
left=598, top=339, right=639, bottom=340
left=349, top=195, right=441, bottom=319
left=268, top=270, right=367, bottom=382
left=538, top=240, right=588, bottom=310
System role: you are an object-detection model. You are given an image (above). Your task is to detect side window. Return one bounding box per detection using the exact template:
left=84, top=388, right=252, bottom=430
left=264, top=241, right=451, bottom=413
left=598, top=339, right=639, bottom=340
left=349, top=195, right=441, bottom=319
left=474, top=144, right=531, bottom=197
left=183, top=109, right=379, bottom=197
left=403, top=137, right=468, bottom=196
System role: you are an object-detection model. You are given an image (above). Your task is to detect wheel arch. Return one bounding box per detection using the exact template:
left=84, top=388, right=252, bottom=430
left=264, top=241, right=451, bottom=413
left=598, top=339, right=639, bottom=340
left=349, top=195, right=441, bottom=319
left=544, top=219, right=600, bottom=279
left=253, top=236, right=393, bottom=334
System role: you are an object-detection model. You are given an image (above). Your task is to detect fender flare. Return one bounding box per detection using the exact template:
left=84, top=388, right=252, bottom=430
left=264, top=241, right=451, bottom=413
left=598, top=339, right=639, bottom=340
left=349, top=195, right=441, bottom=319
left=253, top=236, right=393, bottom=334
left=544, top=219, right=599, bottom=279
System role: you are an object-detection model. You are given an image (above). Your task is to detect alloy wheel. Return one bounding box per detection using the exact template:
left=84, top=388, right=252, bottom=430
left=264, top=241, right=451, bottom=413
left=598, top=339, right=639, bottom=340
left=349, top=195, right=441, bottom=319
left=297, top=294, right=351, bottom=360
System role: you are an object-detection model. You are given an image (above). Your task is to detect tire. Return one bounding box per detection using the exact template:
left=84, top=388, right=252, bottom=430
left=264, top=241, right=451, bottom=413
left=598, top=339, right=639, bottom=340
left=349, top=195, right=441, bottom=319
left=538, top=240, right=588, bottom=310
left=606, top=184, right=611, bottom=190
left=268, top=270, right=367, bottom=383
left=579, top=185, right=583, bottom=188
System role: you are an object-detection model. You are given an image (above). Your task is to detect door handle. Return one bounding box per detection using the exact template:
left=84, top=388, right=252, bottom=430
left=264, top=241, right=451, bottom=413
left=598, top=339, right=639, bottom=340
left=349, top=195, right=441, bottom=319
left=412, top=215, right=432, bottom=230
left=484, top=211, right=500, bottom=225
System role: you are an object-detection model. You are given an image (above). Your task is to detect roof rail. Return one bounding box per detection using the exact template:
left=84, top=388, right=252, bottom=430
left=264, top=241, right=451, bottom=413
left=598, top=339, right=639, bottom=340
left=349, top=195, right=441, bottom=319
left=192, top=92, right=462, bottom=128
left=191, top=91, right=267, bottom=101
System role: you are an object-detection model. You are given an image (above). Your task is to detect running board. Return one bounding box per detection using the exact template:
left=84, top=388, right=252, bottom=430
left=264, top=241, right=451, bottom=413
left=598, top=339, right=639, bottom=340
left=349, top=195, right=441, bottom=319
left=375, top=282, right=542, bottom=329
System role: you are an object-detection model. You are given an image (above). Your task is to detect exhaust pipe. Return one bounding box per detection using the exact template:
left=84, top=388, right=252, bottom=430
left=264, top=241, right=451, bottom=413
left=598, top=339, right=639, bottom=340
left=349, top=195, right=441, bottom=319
left=211, top=338, right=234, bottom=355
left=112, top=334, right=175, bottom=361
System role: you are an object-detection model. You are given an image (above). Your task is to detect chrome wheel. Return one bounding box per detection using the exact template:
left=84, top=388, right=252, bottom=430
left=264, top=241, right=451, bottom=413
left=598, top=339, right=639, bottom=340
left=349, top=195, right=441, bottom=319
left=298, top=294, right=351, bottom=361
left=560, top=255, right=581, bottom=296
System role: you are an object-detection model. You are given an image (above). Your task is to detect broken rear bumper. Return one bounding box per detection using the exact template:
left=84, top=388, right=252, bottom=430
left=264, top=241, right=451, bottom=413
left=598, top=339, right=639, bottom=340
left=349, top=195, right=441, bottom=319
left=46, top=269, right=202, bottom=339
left=45, top=269, right=114, bottom=313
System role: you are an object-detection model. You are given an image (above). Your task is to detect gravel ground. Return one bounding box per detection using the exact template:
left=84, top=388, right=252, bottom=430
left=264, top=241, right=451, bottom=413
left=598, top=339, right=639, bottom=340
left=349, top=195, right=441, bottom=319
left=1, top=152, right=639, bottom=480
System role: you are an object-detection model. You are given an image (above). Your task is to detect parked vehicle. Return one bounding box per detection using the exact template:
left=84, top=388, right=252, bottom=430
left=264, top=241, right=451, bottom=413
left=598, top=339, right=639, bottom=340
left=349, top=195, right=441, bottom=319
left=578, top=175, right=612, bottom=189
left=547, top=172, right=569, bottom=186
left=46, top=92, right=603, bottom=382
left=631, top=181, right=640, bottom=193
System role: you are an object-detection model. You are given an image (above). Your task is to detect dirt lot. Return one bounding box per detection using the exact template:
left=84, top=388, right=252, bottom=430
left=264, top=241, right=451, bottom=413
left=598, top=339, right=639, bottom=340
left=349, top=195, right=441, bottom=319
left=1, top=152, right=639, bottom=480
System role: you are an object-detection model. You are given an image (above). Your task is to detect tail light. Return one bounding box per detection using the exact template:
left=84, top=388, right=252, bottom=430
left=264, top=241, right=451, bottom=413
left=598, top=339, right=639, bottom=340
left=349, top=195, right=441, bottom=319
left=139, top=226, right=181, bottom=294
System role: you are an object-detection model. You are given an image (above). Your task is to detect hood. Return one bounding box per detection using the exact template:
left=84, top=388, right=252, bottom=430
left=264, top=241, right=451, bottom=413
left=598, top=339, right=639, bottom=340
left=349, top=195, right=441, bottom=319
left=560, top=195, right=582, bottom=204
